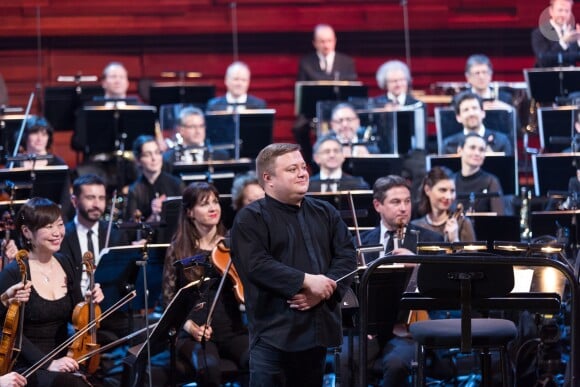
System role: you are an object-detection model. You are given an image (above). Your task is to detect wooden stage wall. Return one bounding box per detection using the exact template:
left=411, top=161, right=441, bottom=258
left=0, top=0, right=557, bottom=166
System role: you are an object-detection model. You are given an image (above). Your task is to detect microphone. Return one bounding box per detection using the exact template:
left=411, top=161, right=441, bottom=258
left=173, top=253, right=210, bottom=268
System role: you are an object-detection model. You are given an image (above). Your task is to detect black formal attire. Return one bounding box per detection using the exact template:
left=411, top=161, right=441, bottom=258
left=125, top=172, right=184, bottom=221
left=0, top=253, right=89, bottom=387
left=532, top=23, right=580, bottom=67
left=454, top=169, right=504, bottom=214
left=358, top=224, right=443, bottom=386
left=442, top=128, right=513, bottom=156
left=370, top=93, right=420, bottom=107
left=231, top=195, right=356, bottom=386
left=206, top=95, right=266, bottom=111
left=163, top=247, right=248, bottom=386
left=162, top=143, right=230, bottom=174
left=308, top=172, right=369, bottom=192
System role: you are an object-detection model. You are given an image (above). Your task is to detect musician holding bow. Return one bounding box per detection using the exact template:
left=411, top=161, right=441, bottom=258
left=0, top=198, right=103, bottom=387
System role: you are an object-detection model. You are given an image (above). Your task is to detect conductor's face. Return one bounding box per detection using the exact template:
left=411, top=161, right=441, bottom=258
left=73, top=184, right=106, bottom=225
left=373, top=186, right=412, bottom=231
left=313, top=26, right=336, bottom=57
left=456, top=98, right=485, bottom=131
left=550, top=0, right=573, bottom=27
left=263, top=150, right=309, bottom=206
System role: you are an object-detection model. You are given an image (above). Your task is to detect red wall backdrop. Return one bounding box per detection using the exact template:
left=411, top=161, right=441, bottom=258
left=0, top=0, right=556, bottom=165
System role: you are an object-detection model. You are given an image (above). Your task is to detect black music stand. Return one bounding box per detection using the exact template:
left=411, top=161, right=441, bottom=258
left=342, top=155, right=403, bottom=191
left=149, top=83, right=215, bottom=111
left=524, top=67, right=580, bottom=104
left=94, top=244, right=168, bottom=312
left=180, top=171, right=235, bottom=197
left=43, top=85, right=102, bottom=131
left=0, top=166, right=70, bottom=204
left=295, top=81, right=367, bottom=119
left=465, top=214, right=521, bottom=246
left=171, top=159, right=252, bottom=179
left=427, top=154, right=517, bottom=195
left=537, top=106, right=578, bottom=153
left=122, top=280, right=202, bottom=387
left=307, top=190, right=376, bottom=228
left=532, top=154, right=578, bottom=196
left=0, top=114, right=31, bottom=164
left=205, top=109, right=275, bottom=159
left=79, top=104, right=156, bottom=156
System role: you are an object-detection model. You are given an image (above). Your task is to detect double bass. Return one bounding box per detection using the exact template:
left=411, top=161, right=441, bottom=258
left=68, top=251, right=101, bottom=373
left=0, top=250, right=28, bottom=374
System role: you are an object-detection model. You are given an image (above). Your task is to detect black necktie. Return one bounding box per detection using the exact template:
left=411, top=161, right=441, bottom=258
left=87, top=230, right=95, bottom=256
left=385, top=230, right=395, bottom=253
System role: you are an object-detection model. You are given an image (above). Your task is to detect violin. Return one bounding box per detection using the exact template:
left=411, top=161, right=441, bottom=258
left=0, top=250, right=28, bottom=374
left=68, top=251, right=101, bottom=373
left=211, top=241, right=244, bottom=304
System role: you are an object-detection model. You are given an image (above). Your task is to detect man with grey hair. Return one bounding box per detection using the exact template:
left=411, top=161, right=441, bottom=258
left=207, top=61, right=266, bottom=111
left=101, top=61, right=129, bottom=100
left=464, top=54, right=512, bottom=108
left=372, top=60, right=419, bottom=108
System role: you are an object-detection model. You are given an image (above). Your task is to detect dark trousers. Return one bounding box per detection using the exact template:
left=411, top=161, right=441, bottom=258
left=249, top=339, right=326, bottom=387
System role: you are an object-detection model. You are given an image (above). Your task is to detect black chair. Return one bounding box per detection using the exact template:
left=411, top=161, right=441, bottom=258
left=408, top=261, right=517, bottom=386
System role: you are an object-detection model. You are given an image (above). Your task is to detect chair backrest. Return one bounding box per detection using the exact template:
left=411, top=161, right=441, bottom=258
left=435, top=106, right=517, bottom=154
left=417, top=260, right=514, bottom=299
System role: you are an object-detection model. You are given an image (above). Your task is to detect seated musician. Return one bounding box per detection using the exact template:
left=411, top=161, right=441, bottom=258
left=162, top=107, right=229, bottom=171
left=308, top=136, right=369, bottom=192
left=0, top=198, right=104, bottom=387
left=206, top=61, right=266, bottom=112
left=161, top=182, right=249, bottom=386
left=371, top=60, right=420, bottom=108
left=411, top=166, right=476, bottom=242
left=230, top=171, right=264, bottom=211
left=463, top=54, right=513, bottom=109
left=442, top=91, right=513, bottom=156
left=342, top=175, right=442, bottom=387
left=454, top=133, right=505, bottom=214
left=126, top=135, right=184, bottom=223
left=329, top=103, right=380, bottom=157
left=13, top=117, right=66, bottom=168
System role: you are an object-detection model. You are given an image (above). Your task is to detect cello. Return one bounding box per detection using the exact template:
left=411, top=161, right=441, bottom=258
left=68, top=251, right=101, bottom=373
left=0, top=250, right=28, bottom=374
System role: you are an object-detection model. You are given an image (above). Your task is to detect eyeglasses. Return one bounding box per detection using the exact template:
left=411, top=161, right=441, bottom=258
left=181, top=124, right=206, bottom=130
left=468, top=70, right=491, bottom=77
left=331, top=117, right=358, bottom=124
left=140, top=150, right=162, bottom=159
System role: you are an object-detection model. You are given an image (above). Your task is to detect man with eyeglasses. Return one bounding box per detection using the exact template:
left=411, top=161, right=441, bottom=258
left=163, top=106, right=229, bottom=172
left=463, top=54, right=512, bottom=109
left=308, top=136, right=369, bottom=192
left=127, top=135, right=184, bottom=223
left=329, top=103, right=380, bottom=156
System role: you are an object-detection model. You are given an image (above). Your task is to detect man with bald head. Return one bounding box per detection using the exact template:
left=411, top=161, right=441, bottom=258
left=207, top=61, right=266, bottom=111
left=297, top=24, right=357, bottom=81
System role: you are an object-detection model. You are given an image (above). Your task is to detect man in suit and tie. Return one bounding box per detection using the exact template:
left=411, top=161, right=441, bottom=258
left=329, top=103, right=380, bottom=156
left=308, top=136, right=369, bottom=192
left=372, top=60, right=419, bottom=108
left=357, top=175, right=442, bottom=386
left=206, top=61, right=266, bottom=112
left=532, top=0, right=580, bottom=67
left=442, top=91, right=513, bottom=155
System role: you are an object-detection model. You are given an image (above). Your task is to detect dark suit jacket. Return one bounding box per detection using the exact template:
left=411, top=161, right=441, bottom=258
left=206, top=94, right=267, bottom=111
left=308, top=172, right=370, bottom=192
left=370, top=93, right=420, bottom=107
left=60, top=219, right=127, bottom=268
left=442, top=128, right=513, bottom=155
left=297, top=52, right=357, bottom=81
left=532, top=23, right=580, bottom=67
left=359, top=223, right=443, bottom=263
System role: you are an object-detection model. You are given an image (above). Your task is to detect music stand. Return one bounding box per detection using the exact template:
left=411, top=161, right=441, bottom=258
left=205, top=109, right=275, bottom=159
left=295, top=81, right=367, bottom=118
left=524, top=67, right=580, bottom=104
left=537, top=106, right=578, bottom=153
left=78, top=104, right=156, bottom=156
left=171, top=159, right=252, bottom=178
left=0, top=166, right=70, bottom=204
left=465, top=214, right=521, bottom=246
left=426, top=154, right=517, bottom=195
left=43, top=85, right=103, bottom=131
left=95, top=244, right=168, bottom=312
left=180, top=172, right=235, bottom=197
left=343, top=155, right=403, bottom=191
left=532, top=153, right=578, bottom=196
left=307, top=190, right=377, bottom=228
left=149, top=83, right=215, bottom=111
left=0, top=114, right=36, bottom=164
left=122, top=280, right=202, bottom=387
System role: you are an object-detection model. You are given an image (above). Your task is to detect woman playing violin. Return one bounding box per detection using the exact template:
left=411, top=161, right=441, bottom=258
left=162, top=182, right=248, bottom=387
left=0, top=198, right=104, bottom=387
left=412, top=167, right=476, bottom=242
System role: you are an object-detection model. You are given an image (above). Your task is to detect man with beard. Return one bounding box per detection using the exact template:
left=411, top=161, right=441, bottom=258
left=59, top=174, right=131, bottom=343
left=441, top=91, right=513, bottom=156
